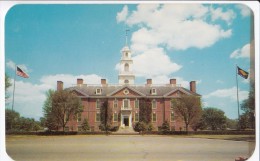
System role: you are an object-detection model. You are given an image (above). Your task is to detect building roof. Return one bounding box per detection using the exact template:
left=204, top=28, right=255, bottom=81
left=67, top=84, right=201, bottom=98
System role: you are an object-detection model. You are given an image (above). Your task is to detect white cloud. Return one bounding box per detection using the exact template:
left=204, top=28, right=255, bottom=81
left=6, top=74, right=103, bottom=120
left=236, top=4, right=251, bottom=17
left=120, top=4, right=233, bottom=51
left=132, top=48, right=182, bottom=77
left=116, top=5, right=128, bottom=23
left=6, top=60, right=31, bottom=73
left=204, top=86, right=248, bottom=101
left=230, top=43, right=250, bottom=59
left=210, top=6, right=236, bottom=25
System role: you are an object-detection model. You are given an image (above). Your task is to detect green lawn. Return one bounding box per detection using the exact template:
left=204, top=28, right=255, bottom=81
left=185, top=134, right=255, bottom=142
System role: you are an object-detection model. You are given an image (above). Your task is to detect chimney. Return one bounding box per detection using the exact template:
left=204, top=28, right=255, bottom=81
left=170, top=79, right=176, bottom=86
left=77, top=78, right=83, bottom=87
left=190, top=81, right=196, bottom=93
left=57, top=81, right=63, bottom=91
left=146, top=79, right=152, bottom=86
left=101, top=79, right=107, bottom=86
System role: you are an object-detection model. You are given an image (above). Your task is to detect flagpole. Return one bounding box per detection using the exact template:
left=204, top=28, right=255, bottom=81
left=11, top=65, right=17, bottom=112
left=236, top=64, right=240, bottom=130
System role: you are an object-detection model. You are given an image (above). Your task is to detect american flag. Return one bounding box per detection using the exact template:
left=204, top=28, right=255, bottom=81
left=16, top=66, right=29, bottom=78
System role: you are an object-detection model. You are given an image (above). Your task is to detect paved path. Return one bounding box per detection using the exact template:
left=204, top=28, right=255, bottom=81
left=6, top=135, right=254, bottom=161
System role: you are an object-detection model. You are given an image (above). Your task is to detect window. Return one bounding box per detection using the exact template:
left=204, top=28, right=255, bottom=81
left=125, top=52, right=128, bottom=57
left=135, top=99, right=139, bottom=109
left=123, top=99, right=129, bottom=109
left=96, top=88, right=102, bottom=95
left=171, top=112, right=174, bottom=122
left=96, top=99, right=101, bottom=109
left=134, top=113, right=139, bottom=122
left=124, top=80, right=129, bottom=84
left=170, top=101, right=174, bottom=109
left=113, top=99, right=118, bottom=108
left=151, top=88, right=157, bottom=95
left=113, top=113, right=118, bottom=122
left=124, top=63, right=129, bottom=72
left=152, top=113, right=157, bottom=122
left=96, top=113, right=100, bottom=122
left=77, top=113, right=82, bottom=122
left=152, top=99, right=157, bottom=109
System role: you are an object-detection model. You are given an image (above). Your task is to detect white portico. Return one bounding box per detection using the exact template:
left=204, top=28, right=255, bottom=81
left=120, top=94, right=133, bottom=128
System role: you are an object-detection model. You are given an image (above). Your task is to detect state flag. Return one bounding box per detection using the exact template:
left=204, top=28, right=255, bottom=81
left=16, top=66, right=29, bottom=78
left=237, top=66, right=248, bottom=79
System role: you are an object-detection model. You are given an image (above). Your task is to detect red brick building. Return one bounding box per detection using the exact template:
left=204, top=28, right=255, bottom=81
left=56, top=44, right=200, bottom=132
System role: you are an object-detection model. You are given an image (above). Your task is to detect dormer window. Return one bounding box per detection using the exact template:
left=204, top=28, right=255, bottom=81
left=96, top=88, right=102, bottom=95
left=151, top=88, right=157, bottom=95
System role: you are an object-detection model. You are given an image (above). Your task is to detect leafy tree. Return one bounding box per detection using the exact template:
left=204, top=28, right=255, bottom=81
left=240, top=82, right=255, bottom=129
left=172, top=95, right=202, bottom=132
left=99, top=100, right=113, bottom=131
left=202, top=107, right=227, bottom=130
left=239, top=113, right=250, bottom=130
left=42, top=89, right=58, bottom=131
left=226, top=118, right=238, bottom=130
left=51, top=90, right=83, bottom=131
left=139, top=98, right=152, bottom=124
left=81, top=118, right=90, bottom=132
left=5, top=73, right=12, bottom=101
left=5, top=109, right=20, bottom=131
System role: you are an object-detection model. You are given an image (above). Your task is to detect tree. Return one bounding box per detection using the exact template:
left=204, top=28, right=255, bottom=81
left=51, top=90, right=83, bottom=131
left=81, top=118, right=90, bottom=132
left=99, top=100, right=113, bottom=131
left=5, top=73, right=12, bottom=101
left=5, top=109, right=20, bottom=131
left=161, top=121, right=170, bottom=133
left=201, top=107, right=227, bottom=130
left=226, top=118, right=238, bottom=130
left=139, top=98, right=152, bottom=124
left=172, top=95, right=202, bottom=132
left=42, top=89, right=57, bottom=131
left=240, top=82, right=255, bottom=129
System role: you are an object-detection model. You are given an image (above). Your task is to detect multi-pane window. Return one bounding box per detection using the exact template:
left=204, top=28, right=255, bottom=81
left=123, top=99, right=129, bottom=109
left=96, top=88, right=102, bottom=95
left=96, top=99, right=101, bottom=109
left=77, top=113, right=81, bottom=122
left=151, top=88, right=157, bottom=95
left=170, top=101, right=174, bottom=109
left=96, top=113, right=100, bottom=122
left=171, top=112, right=174, bottom=122
left=114, top=99, right=118, bottom=108
left=135, top=99, right=139, bottom=109
left=152, top=99, right=157, bottom=109
left=152, top=113, right=157, bottom=122
left=135, top=113, right=139, bottom=122
left=113, top=113, right=118, bottom=122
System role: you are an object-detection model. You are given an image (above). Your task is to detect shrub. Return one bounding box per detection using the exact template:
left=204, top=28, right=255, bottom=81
left=134, top=122, right=147, bottom=132
left=161, top=121, right=170, bottom=133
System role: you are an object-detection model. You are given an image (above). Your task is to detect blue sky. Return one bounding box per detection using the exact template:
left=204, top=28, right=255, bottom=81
left=5, top=3, right=253, bottom=120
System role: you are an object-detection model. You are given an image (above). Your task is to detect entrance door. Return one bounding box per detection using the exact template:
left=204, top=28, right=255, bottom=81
left=124, top=117, right=129, bottom=126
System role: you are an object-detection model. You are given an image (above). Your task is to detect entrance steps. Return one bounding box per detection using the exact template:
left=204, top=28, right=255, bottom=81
left=113, top=126, right=139, bottom=135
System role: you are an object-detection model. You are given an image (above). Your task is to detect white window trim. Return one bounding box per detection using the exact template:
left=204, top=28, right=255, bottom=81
left=95, top=112, right=100, bottom=122
left=134, top=112, right=139, bottom=122
left=151, top=88, right=157, bottom=95
left=152, top=99, right=157, bottom=109
left=113, top=113, right=118, bottom=122
left=123, top=99, right=129, bottom=109
left=114, top=99, right=118, bottom=108
left=135, top=99, right=139, bottom=109
left=96, top=99, right=100, bottom=109
left=96, top=88, right=102, bottom=95
left=152, top=112, right=157, bottom=122
left=171, top=112, right=174, bottom=122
